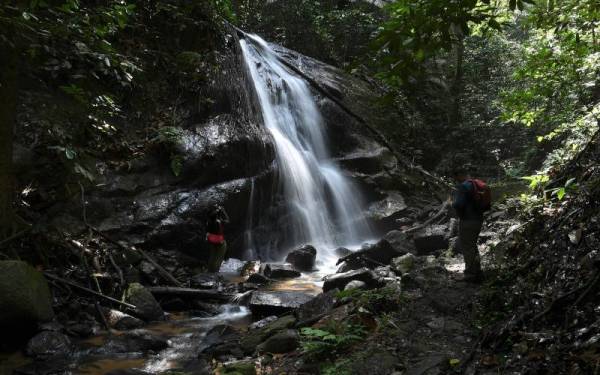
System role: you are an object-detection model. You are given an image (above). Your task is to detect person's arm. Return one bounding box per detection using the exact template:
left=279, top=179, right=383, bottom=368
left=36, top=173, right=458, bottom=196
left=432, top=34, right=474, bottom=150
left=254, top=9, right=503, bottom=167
left=452, top=182, right=472, bottom=211
left=220, top=208, right=230, bottom=224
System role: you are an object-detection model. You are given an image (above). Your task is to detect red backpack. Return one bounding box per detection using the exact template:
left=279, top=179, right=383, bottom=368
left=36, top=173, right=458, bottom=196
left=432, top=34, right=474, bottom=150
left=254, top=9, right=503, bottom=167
left=468, top=179, right=492, bottom=212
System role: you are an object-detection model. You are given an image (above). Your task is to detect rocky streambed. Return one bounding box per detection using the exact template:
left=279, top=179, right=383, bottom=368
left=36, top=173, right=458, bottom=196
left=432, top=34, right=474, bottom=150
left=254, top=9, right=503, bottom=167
left=1, top=212, right=483, bottom=375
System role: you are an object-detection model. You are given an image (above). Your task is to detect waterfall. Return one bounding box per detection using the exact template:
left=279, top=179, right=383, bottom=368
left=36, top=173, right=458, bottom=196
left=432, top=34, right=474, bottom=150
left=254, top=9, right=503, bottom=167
left=240, top=34, right=373, bottom=265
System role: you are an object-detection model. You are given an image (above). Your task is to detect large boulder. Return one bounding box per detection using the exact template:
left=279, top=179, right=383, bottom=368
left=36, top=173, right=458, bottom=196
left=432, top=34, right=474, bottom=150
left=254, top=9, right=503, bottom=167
left=322, top=268, right=381, bottom=292
left=199, top=324, right=243, bottom=360
left=384, top=230, right=416, bottom=254
left=124, top=283, right=164, bottom=321
left=0, top=261, right=54, bottom=341
left=249, top=291, right=313, bottom=317
left=285, top=245, right=317, bottom=271
left=413, top=225, right=449, bottom=254
left=260, top=264, right=301, bottom=279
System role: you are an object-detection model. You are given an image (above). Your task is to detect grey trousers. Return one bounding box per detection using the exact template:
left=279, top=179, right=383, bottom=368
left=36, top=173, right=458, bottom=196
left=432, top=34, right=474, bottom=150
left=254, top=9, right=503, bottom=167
left=208, top=241, right=227, bottom=273
left=458, top=220, right=483, bottom=275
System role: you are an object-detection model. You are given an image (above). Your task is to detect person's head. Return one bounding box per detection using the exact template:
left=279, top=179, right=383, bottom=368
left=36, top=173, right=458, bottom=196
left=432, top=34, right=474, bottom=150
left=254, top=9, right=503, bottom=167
left=209, top=204, right=222, bottom=219
left=451, top=166, right=469, bottom=183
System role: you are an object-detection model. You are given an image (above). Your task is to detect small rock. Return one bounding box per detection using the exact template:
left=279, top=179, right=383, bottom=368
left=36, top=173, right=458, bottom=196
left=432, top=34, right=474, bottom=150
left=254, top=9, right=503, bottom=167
left=249, top=316, right=278, bottom=330
left=256, top=329, right=299, bottom=354
left=391, top=253, right=417, bottom=275
left=105, top=309, right=145, bottom=330
left=285, top=245, right=317, bottom=271
left=124, top=283, right=164, bottom=321
left=26, top=331, right=72, bottom=359
left=220, top=258, right=245, bottom=273
left=191, top=273, right=223, bottom=289
left=247, top=273, right=270, bottom=284
left=261, top=264, right=301, bottom=279
left=322, top=268, right=381, bottom=292
left=344, top=280, right=367, bottom=290
left=101, top=330, right=169, bottom=353
left=240, top=260, right=261, bottom=276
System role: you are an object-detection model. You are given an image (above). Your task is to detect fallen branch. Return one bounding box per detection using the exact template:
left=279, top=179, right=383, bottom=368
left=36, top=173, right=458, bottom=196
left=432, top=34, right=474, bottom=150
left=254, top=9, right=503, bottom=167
left=146, top=286, right=234, bottom=301
left=44, top=272, right=136, bottom=310
left=87, top=225, right=183, bottom=287
left=0, top=226, right=32, bottom=249
left=402, top=202, right=449, bottom=234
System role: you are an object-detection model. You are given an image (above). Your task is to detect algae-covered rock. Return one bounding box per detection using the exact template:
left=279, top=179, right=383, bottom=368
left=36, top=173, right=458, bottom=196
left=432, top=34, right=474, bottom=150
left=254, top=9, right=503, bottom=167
left=391, top=253, right=417, bottom=275
left=240, top=315, right=296, bottom=354
left=124, top=282, right=164, bottom=321
left=222, top=360, right=256, bottom=375
left=0, top=261, right=54, bottom=335
left=256, top=329, right=299, bottom=353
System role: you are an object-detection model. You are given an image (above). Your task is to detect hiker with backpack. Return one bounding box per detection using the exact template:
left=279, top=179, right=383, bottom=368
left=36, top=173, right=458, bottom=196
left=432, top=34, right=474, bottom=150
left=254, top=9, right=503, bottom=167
left=206, top=205, right=230, bottom=273
left=451, top=167, right=491, bottom=282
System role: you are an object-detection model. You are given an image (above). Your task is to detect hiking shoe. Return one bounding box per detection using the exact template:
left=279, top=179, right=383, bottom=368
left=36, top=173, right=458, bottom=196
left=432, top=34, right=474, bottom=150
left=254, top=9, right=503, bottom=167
left=463, top=272, right=484, bottom=283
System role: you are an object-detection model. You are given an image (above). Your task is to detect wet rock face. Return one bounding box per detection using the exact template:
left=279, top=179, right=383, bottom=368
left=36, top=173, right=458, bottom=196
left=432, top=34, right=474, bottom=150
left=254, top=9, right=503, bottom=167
left=249, top=291, right=313, bottom=317
left=285, top=245, right=317, bottom=271
left=0, top=261, right=54, bottom=346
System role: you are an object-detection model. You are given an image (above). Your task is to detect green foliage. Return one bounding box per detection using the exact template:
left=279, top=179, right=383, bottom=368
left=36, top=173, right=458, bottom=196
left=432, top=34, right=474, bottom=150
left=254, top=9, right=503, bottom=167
left=300, top=322, right=366, bottom=360
left=336, top=286, right=402, bottom=314
left=236, top=0, right=381, bottom=68
left=372, top=0, right=508, bottom=86
left=214, top=0, right=236, bottom=21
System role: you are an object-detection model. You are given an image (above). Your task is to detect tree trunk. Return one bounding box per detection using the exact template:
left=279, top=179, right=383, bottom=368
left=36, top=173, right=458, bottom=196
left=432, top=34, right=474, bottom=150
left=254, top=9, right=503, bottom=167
left=448, top=24, right=465, bottom=129
left=0, top=29, right=18, bottom=238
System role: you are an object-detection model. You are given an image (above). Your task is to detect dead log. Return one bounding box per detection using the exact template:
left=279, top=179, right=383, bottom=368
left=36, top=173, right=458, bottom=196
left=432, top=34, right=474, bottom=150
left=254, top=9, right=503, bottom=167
left=146, top=286, right=235, bottom=302
left=87, top=225, right=183, bottom=287
left=44, top=272, right=137, bottom=310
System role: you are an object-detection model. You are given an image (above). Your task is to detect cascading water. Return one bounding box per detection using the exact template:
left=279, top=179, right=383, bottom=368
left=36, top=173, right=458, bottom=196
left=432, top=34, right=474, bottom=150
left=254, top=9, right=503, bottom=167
left=240, top=34, right=373, bottom=266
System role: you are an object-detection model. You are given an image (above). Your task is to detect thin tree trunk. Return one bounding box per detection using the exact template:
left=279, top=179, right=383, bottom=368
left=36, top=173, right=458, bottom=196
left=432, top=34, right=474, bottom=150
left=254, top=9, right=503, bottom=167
left=0, top=28, right=18, bottom=238
left=448, top=24, right=465, bottom=129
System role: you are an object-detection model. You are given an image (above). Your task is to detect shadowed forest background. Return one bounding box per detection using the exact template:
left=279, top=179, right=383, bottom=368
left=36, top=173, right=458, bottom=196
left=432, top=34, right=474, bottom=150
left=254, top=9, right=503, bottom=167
left=0, top=0, right=599, bottom=374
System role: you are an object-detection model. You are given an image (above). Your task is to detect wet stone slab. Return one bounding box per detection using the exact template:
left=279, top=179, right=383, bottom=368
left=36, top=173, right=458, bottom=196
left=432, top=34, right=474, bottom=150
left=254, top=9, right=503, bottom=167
left=249, top=290, right=314, bottom=317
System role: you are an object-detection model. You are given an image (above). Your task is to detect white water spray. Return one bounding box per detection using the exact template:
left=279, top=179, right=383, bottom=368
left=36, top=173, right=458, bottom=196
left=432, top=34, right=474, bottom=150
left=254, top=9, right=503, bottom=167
left=240, top=34, right=372, bottom=265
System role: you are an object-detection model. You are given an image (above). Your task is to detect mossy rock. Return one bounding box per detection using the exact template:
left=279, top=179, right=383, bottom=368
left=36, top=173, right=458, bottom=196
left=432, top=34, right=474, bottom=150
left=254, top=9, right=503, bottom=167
left=240, top=315, right=296, bottom=354
left=222, top=360, right=256, bottom=375
left=0, top=261, right=54, bottom=333
left=124, top=282, right=164, bottom=321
